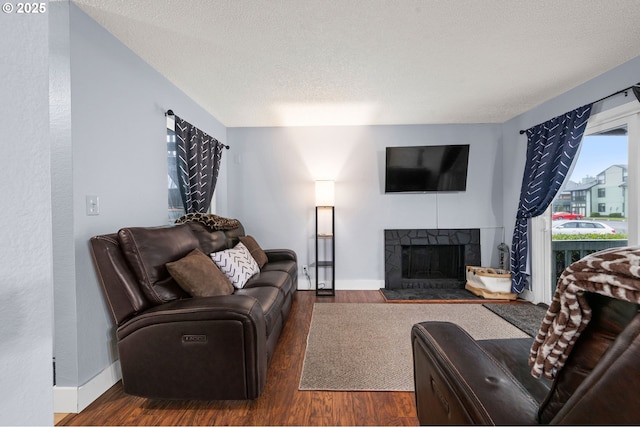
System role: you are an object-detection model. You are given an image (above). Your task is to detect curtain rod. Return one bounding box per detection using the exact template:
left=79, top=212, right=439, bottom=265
left=165, top=109, right=230, bottom=149
left=518, top=82, right=640, bottom=135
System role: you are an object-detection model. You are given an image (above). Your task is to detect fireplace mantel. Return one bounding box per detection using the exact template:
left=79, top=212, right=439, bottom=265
left=384, top=228, right=481, bottom=289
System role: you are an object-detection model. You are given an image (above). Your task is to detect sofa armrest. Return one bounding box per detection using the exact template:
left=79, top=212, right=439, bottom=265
left=412, top=321, right=539, bottom=425
left=115, top=294, right=268, bottom=400
left=264, top=248, right=297, bottom=263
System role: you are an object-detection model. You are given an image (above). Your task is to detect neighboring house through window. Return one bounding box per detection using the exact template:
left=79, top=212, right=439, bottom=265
left=597, top=172, right=605, bottom=184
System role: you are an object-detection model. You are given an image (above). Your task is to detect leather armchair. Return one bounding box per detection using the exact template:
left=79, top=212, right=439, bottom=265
left=412, top=291, right=640, bottom=425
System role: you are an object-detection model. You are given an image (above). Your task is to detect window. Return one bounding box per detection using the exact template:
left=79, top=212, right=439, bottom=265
left=167, top=116, right=184, bottom=223
left=531, top=100, right=639, bottom=305
left=598, top=188, right=606, bottom=197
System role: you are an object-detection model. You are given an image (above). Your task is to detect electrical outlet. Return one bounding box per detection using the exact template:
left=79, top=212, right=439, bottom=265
left=302, top=265, right=308, bottom=275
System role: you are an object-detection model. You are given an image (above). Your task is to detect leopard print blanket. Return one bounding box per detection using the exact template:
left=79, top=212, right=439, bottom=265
left=174, top=213, right=241, bottom=231
left=529, top=245, right=640, bottom=379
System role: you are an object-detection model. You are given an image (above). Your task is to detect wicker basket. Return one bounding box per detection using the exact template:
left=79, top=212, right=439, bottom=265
left=465, top=266, right=516, bottom=300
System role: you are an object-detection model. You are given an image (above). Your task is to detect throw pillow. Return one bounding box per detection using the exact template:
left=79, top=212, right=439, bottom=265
left=166, top=248, right=234, bottom=297
left=210, top=242, right=260, bottom=289
left=239, top=235, right=268, bottom=269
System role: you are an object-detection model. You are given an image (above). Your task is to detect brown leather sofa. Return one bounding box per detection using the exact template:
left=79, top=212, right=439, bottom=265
left=90, top=221, right=297, bottom=400
left=412, top=291, right=640, bottom=424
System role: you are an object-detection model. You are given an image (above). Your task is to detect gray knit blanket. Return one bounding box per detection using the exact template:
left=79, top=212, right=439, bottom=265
left=529, top=245, right=640, bottom=379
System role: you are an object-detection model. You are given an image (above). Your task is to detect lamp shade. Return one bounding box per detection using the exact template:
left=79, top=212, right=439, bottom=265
left=315, top=180, right=335, bottom=206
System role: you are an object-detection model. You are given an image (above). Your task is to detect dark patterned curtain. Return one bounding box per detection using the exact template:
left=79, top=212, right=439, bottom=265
left=174, top=116, right=224, bottom=214
left=510, top=104, right=592, bottom=293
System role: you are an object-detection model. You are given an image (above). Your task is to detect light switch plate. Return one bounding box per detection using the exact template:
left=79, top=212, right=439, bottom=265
left=86, top=195, right=99, bottom=216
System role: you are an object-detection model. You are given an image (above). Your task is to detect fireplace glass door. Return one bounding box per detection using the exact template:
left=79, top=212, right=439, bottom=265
left=401, top=244, right=464, bottom=280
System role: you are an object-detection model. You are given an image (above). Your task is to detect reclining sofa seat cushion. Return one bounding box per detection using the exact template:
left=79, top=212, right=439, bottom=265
left=261, top=253, right=297, bottom=277
left=245, top=270, right=293, bottom=299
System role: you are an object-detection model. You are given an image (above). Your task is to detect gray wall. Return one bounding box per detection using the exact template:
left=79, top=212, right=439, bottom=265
left=227, top=124, right=506, bottom=289
left=0, top=6, right=53, bottom=426
left=51, top=2, right=228, bottom=391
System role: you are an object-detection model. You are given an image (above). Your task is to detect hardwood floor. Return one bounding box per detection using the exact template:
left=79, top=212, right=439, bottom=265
left=57, top=290, right=419, bottom=426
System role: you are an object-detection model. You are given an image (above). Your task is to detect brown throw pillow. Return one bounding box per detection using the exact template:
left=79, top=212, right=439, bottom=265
left=166, top=248, right=234, bottom=297
left=239, top=235, right=268, bottom=269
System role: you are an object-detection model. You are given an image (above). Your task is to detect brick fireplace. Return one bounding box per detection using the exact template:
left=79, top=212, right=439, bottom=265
left=384, top=228, right=481, bottom=289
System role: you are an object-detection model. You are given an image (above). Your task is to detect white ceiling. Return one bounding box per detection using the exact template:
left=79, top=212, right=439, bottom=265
left=72, top=0, right=640, bottom=127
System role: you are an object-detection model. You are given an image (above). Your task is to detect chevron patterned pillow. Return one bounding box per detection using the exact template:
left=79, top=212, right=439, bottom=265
left=210, top=242, right=260, bottom=289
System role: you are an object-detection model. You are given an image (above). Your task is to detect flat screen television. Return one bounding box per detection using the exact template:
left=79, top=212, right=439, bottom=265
left=385, top=144, right=470, bottom=193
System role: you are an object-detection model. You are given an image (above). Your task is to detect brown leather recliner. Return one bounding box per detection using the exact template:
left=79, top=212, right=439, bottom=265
left=90, top=221, right=297, bottom=401
left=412, top=291, right=640, bottom=425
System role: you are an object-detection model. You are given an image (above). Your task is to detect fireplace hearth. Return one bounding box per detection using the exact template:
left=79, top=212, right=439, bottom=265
left=385, top=228, right=481, bottom=289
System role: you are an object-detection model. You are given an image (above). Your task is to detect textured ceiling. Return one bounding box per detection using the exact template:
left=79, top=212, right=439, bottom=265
left=72, top=0, right=640, bottom=127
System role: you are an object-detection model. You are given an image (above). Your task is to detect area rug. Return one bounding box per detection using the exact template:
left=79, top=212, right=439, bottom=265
left=299, top=303, right=529, bottom=392
left=482, top=302, right=549, bottom=338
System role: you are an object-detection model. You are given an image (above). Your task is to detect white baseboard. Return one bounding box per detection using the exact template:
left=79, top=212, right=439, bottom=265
left=298, top=279, right=385, bottom=291
left=54, top=360, right=121, bottom=413
left=336, top=279, right=384, bottom=290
